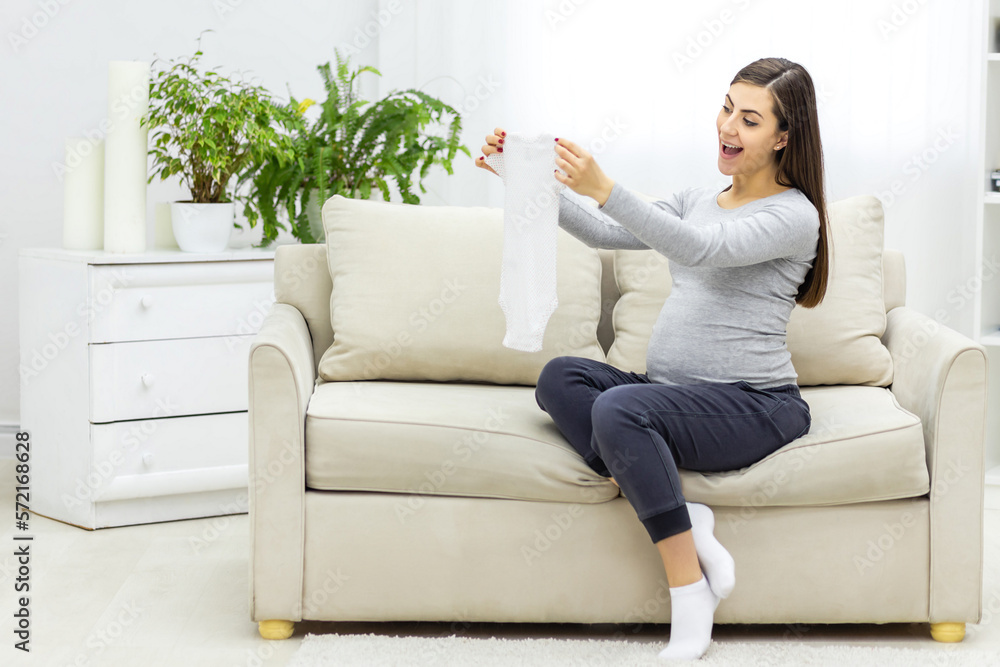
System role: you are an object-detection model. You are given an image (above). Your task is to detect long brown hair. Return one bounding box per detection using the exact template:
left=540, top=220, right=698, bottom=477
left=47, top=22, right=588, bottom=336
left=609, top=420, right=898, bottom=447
left=731, top=57, right=829, bottom=308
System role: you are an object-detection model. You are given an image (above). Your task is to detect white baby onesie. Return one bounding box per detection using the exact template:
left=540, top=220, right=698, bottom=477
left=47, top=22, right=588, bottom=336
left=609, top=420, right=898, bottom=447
left=484, top=131, right=566, bottom=352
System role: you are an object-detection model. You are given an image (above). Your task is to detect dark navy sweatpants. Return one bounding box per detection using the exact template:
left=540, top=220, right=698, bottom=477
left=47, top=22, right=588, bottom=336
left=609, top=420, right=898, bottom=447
left=534, top=356, right=811, bottom=543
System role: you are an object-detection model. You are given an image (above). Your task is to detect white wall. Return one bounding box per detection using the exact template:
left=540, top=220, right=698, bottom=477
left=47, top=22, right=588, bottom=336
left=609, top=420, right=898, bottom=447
left=0, top=0, right=984, bottom=449
left=478, top=0, right=981, bottom=338
left=1, top=0, right=392, bottom=444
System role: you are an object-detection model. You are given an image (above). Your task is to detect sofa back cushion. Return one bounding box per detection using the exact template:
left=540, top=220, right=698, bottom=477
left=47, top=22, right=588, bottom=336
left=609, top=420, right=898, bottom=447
left=316, top=194, right=606, bottom=385
left=786, top=195, right=893, bottom=385
left=606, top=247, right=671, bottom=371
left=605, top=192, right=894, bottom=387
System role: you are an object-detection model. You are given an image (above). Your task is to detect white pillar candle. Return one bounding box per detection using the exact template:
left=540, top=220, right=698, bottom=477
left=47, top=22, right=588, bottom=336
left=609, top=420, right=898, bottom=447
left=103, top=60, right=150, bottom=253
left=62, top=137, right=104, bottom=250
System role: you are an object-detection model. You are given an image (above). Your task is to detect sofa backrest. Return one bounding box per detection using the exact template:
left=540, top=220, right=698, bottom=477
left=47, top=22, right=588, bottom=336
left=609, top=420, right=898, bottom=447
left=272, top=242, right=906, bottom=365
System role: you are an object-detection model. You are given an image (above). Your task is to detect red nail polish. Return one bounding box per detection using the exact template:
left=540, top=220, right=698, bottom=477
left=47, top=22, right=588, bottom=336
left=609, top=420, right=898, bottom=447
left=554, top=137, right=559, bottom=141
left=498, top=147, right=503, bottom=152
left=479, top=156, right=483, bottom=160
left=501, top=131, right=506, bottom=136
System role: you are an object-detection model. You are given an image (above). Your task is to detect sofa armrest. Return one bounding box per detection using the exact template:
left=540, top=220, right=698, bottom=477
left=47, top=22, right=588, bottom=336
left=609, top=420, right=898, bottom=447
left=248, top=303, right=317, bottom=622
left=881, top=305, right=988, bottom=623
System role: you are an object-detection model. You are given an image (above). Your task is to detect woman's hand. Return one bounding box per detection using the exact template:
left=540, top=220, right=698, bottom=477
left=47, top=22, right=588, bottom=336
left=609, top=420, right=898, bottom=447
left=475, top=126, right=506, bottom=177
left=554, top=138, right=615, bottom=206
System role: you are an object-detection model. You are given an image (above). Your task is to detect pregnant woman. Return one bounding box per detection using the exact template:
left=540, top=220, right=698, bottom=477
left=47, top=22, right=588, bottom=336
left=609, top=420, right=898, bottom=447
left=476, top=56, right=830, bottom=661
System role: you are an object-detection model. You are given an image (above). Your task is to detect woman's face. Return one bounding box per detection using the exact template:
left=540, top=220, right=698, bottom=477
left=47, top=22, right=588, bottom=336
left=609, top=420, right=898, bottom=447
left=716, top=82, right=788, bottom=179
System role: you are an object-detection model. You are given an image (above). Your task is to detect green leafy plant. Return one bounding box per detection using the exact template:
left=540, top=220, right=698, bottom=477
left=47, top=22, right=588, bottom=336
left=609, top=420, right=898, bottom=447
left=240, top=47, right=471, bottom=246
left=142, top=31, right=302, bottom=218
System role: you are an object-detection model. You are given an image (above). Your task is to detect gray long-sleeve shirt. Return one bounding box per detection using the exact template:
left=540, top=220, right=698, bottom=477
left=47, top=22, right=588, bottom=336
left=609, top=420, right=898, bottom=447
left=558, top=181, right=820, bottom=389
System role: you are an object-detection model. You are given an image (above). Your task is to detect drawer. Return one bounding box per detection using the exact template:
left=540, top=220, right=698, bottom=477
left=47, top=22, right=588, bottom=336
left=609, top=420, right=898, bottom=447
left=89, top=411, right=248, bottom=503
left=89, top=260, right=275, bottom=343
left=90, top=335, right=253, bottom=423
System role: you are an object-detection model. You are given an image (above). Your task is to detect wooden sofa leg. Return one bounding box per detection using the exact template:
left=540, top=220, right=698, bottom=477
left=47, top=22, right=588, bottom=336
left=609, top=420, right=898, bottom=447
left=258, top=620, right=295, bottom=639
left=929, top=622, right=965, bottom=642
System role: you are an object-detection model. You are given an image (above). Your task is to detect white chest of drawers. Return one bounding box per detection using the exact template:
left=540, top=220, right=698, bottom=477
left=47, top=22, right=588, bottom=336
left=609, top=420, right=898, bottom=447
left=18, top=246, right=276, bottom=529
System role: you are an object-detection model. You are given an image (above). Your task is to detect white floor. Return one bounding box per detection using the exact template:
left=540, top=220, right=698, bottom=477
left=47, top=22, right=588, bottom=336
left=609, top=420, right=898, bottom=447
left=1, top=457, right=997, bottom=667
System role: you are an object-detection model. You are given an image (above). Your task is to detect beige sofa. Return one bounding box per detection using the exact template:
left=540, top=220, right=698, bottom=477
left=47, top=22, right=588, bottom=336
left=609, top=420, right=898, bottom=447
left=248, top=190, right=987, bottom=644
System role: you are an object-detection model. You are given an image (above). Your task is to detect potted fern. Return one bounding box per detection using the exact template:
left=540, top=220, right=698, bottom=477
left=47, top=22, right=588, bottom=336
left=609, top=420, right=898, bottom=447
left=143, top=31, right=302, bottom=252
left=239, top=48, right=470, bottom=246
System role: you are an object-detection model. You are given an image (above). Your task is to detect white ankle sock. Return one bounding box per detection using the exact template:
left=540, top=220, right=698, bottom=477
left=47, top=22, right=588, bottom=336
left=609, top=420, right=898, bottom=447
left=685, top=501, right=735, bottom=599
left=658, top=574, right=719, bottom=661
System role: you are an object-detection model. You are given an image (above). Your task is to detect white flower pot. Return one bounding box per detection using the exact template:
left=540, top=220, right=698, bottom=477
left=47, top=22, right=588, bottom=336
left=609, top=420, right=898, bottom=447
left=170, top=202, right=235, bottom=253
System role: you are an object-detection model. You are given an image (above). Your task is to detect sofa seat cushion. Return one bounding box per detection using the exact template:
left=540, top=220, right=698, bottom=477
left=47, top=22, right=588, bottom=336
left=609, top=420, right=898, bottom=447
left=304, top=379, right=621, bottom=505
left=677, top=384, right=929, bottom=506
left=305, top=380, right=929, bottom=508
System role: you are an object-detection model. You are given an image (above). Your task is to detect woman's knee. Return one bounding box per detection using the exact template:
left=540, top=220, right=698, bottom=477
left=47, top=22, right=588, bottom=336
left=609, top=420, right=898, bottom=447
left=536, top=356, right=582, bottom=405
left=590, top=387, right=642, bottom=444
left=589, top=389, right=650, bottom=476
left=538, top=355, right=580, bottom=382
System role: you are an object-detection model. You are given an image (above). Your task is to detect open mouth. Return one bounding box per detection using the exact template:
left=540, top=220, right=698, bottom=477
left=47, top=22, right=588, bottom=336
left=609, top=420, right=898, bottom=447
left=721, top=140, right=743, bottom=156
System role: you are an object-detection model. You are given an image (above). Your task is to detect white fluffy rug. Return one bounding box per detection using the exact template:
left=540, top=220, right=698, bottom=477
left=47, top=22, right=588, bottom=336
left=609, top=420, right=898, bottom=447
left=286, top=632, right=1000, bottom=666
